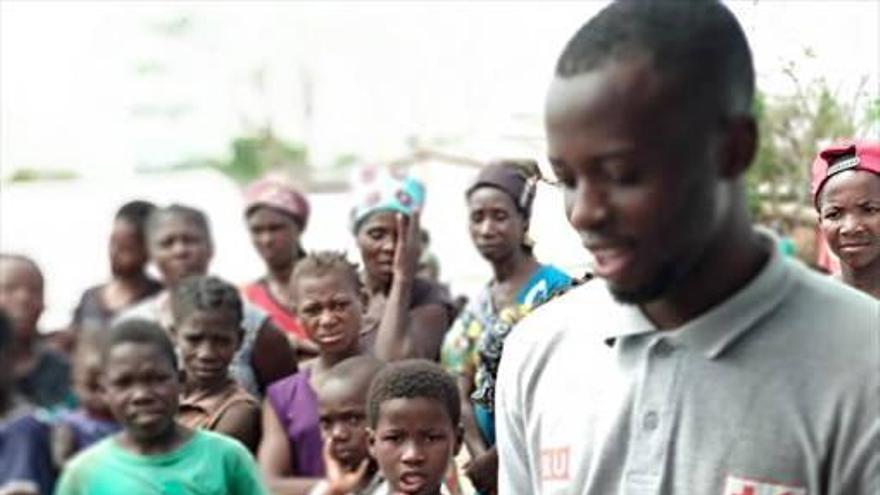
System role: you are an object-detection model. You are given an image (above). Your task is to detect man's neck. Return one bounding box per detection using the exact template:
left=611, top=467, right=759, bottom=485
left=642, top=222, right=769, bottom=330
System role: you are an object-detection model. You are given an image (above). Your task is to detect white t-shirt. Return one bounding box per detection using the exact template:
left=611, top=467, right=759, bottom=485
left=496, top=233, right=879, bottom=494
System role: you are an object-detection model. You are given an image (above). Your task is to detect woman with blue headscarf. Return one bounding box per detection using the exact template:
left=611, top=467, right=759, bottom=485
left=350, top=167, right=454, bottom=362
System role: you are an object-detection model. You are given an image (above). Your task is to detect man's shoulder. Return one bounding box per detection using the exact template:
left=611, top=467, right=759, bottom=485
left=514, top=280, right=609, bottom=333
left=505, top=280, right=611, bottom=360
left=784, top=262, right=879, bottom=337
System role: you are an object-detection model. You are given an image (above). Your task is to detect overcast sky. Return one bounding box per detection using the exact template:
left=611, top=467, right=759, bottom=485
left=2, top=1, right=878, bottom=177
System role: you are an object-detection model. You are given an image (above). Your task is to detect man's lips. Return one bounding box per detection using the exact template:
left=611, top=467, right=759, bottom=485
left=587, top=244, right=636, bottom=279
left=839, top=242, right=872, bottom=252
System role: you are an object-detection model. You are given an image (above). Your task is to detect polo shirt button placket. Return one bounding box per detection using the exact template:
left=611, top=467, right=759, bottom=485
left=653, top=339, right=675, bottom=358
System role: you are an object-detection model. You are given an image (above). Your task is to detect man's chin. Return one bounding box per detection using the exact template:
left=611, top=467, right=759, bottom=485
left=606, top=269, right=676, bottom=305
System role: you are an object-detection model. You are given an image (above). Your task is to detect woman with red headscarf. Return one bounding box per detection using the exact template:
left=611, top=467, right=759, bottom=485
left=242, top=178, right=317, bottom=354
left=812, top=141, right=880, bottom=299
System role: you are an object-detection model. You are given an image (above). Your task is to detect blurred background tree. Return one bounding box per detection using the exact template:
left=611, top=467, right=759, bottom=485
left=747, top=52, right=879, bottom=223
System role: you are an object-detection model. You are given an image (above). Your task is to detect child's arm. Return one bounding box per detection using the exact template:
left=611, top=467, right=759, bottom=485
left=256, top=401, right=320, bottom=495
left=50, top=422, right=77, bottom=469
left=252, top=321, right=298, bottom=393
left=213, top=401, right=261, bottom=453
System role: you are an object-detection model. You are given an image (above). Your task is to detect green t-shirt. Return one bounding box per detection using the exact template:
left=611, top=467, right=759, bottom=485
left=54, top=429, right=268, bottom=495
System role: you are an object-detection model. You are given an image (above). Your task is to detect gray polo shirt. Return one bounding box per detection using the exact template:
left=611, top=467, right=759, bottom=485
left=496, top=233, right=879, bottom=494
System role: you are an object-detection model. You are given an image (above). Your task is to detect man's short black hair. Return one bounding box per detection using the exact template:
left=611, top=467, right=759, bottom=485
left=367, top=359, right=460, bottom=428
left=145, top=204, right=212, bottom=245
left=556, top=0, right=754, bottom=118
left=104, top=319, right=178, bottom=371
left=170, top=275, right=243, bottom=329
left=115, top=200, right=157, bottom=239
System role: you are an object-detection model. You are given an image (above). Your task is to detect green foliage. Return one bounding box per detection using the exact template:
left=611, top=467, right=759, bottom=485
left=7, top=168, right=79, bottom=183
left=747, top=61, right=877, bottom=222
left=218, top=131, right=308, bottom=183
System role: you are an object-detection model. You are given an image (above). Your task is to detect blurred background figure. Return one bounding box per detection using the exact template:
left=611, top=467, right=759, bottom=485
left=119, top=204, right=297, bottom=397
left=1, top=309, right=56, bottom=495
left=350, top=167, right=454, bottom=362
left=812, top=140, right=880, bottom=299
left=441, top=159, right=572, bottom=494
left=242, top=176, right=319, bottom=357
left=51, top=330, right=120, bottom=468
left=0, top=254, right=74, bottom=413
left=70, top=200, right=162, bottom=338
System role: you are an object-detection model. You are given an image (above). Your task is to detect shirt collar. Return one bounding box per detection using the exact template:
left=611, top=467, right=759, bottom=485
left=598, top=228, right=794, bottom=359
left=666, top=230, right=793, bottom=359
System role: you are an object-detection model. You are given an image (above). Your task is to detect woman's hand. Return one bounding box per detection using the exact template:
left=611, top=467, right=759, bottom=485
left=392, top=211, right=422, bottom=283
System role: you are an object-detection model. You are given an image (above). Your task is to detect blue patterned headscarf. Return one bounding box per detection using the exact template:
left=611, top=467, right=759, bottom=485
left=350, top=166, right=426, bottom=233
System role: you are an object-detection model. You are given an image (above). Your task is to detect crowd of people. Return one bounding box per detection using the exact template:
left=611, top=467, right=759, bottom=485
left=2, top=1, right=878, bottom=494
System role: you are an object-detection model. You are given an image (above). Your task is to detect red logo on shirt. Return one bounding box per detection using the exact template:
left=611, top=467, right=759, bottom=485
left=723, top=475, right=806, bottom=495
left=540, top=447, right=570, bottom=481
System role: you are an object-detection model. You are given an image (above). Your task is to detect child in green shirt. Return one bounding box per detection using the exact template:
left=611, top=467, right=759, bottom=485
left=54, top=319, right=268, bottom=495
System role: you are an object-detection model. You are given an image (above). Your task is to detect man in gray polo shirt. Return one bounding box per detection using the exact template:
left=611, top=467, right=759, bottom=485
left=495, top=1, right=879, bottom=494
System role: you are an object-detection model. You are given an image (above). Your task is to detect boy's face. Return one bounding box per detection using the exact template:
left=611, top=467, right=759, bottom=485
left=74, top=346, right=111, bottom=418
left=0, top=259, right=44, bottom=338
left=545, top=58, right=727, bottom=304
left=293, top=272, right=363, bottom=355
left=368, top=397, right=462, bottom=495
left=109, top=219, right=149, bottom=277
left=318, top=377, right=370, bottom=471
left=103, top=342, right=179, bottom=443
left=175, top=310, right=240, bottom=387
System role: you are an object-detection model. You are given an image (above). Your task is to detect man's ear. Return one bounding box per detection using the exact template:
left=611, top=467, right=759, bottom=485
left=720, top=115, right=758, bottom=179
left=366, top=427, right=377, bottom=458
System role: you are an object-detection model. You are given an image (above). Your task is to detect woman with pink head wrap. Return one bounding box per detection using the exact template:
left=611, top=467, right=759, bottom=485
left=242, top=177, right=317, bottom=350
left=812, top=140, right=880, bottom=298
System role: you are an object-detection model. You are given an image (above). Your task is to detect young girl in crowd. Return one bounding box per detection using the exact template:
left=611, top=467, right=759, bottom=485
left=367, top=359, right=462, bottom=495
left=0, top=310, right=56, bottom=495
left=171, top=275, right=261, bottom=452
left=812, top=141, right=880, bottom=299
left=350, top=168, right=453, bottom=361
left=242, top=177, right=318, bottom=357
left=310, top=355, right=386, bottom=495
left=118, top=203, right=297, bottom=397
left=0, top=254, right=74, bottom=412
left=54, top=319, right=268, bottom=494
left=258, top=251, right=366, bottom=494
left=440, top=160, right=572, bottom=493
left=52, top=330, right=120, bottom=467
left=71, top=200, right=162, bottom=335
